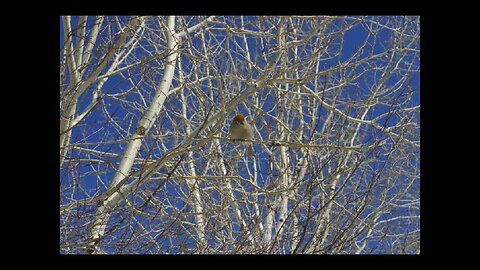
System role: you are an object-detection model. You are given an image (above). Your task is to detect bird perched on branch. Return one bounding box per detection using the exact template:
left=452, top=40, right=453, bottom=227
left=229, top=113, right=255, bottom=156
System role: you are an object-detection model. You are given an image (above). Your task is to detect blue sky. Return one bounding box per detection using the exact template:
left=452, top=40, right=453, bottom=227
left=60, top=16, right=420, bottom=254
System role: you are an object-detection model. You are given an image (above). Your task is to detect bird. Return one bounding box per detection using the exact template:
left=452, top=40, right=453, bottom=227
left=229, top=113, right=255, bottom=156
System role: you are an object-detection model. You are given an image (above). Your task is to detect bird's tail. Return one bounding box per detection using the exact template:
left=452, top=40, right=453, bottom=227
left=245, top=142, right=255, bottom=156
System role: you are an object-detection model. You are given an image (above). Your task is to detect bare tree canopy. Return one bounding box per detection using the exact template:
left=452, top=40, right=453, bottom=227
left=60, top=16, right=420, bottom=254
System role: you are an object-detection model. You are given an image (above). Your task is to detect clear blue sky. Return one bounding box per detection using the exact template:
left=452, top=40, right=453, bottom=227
left=60, top=16, right=420, bottom=254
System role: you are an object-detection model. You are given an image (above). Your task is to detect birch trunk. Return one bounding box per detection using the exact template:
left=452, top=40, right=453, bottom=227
left=60, top=16, right=142, bottom=167
left=180, top=59, right=206, bottom=250
left=88, top=16, right=178, bottom=254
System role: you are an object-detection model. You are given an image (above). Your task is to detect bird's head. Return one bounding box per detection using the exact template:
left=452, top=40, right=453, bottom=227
left=233, top=114, right=246, bottom=124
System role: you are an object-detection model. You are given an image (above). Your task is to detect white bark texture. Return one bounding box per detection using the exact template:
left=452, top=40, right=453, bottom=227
left=60, top=16, right=420, bottom=254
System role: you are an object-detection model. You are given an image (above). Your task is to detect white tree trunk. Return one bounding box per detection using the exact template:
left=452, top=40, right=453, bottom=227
left=88, top=16, right=178, bottom=253
left=60, top=16, right=143, bottom=167
left=60, top=16, right=420, bottom=254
